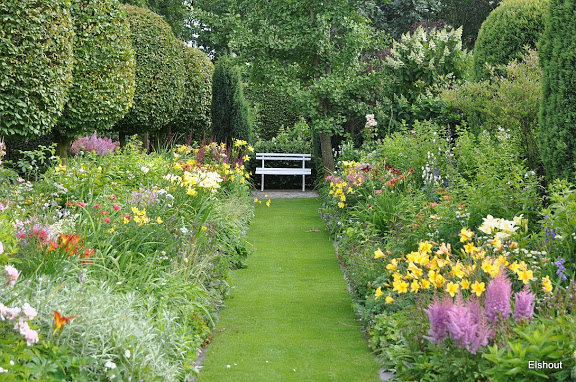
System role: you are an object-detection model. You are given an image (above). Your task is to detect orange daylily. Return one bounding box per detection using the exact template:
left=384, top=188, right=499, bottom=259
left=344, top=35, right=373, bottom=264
left=52, top=310, right=77, bottom=335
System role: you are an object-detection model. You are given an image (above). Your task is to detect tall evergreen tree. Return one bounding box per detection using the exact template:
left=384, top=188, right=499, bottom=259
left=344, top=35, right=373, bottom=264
left=538, top=0, right=576, bottom=181
left=211, top=56, right=252, bottom=143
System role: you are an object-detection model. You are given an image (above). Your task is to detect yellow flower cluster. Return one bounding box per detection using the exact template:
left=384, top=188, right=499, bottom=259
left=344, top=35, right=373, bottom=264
left=131, top=206, right=150, bottom=226
left=328, top=180, right=350, bottom=208
left=374, top=220, right=547, bottom=303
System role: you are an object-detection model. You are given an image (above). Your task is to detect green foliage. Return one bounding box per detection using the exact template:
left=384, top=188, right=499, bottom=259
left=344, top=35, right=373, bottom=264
left=451, top=128, right=541, bottom=229
left=378, top=27, right=469, bottom=131
left=473, top=0, right=548, bottom=80
left=211, top=56, right=252, bottom=143
left=0, top=0, right=74, bottom=137
left=441, top=49, right=543, bottom=172
left=360, top=0, right=442, bottom=39
left=55, top=0, right=135, bottom=141
left=120, top=0, right=192, bottom=40
left=171, top=43, right=214, bottom=141
left=116, top=4, right=185, bottom=135
left=484, top=316, right=576, bottom=381
left=538, top=0, right=576, bottom=181
left=245, top=84, right=302, bottom=141
left=439, top=0, right=501, bottom=48
left=540, top=180, right=576, bottom=276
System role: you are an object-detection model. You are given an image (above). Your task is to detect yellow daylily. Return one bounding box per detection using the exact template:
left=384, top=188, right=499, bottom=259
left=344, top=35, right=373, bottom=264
left=471, top=281, right=486, bottom=297
left=459, top=228, right=473, bottom=243
left=374, top=248, right=385, bottom=259
left=446, top=281, right=459, bottom=297
left=375, top=287, right=385, bottom=299
left=541, top=276, right=553, bottom=294
left=460, top=279, right=471, bottom=290
left=385, top=295, right=395, bottom=304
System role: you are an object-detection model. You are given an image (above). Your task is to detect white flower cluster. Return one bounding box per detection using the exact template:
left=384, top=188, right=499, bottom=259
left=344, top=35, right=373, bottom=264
left=422, top=151, right=442, bottom=187
left=478, top=214, right=523, bottom=240
left=365, top=114, right=377, bottom=128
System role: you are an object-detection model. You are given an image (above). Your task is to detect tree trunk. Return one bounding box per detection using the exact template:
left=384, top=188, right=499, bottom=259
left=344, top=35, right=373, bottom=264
left=54, top=131, right=72, bottom=162
left=318, top=132, right=335, bottom=175
left=143, top=132, right=149, bottom=153
left=119, top=132, right=126, bottom=147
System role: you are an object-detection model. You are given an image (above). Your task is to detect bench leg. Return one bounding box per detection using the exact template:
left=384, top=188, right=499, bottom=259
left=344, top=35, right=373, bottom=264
left=302, top=175, right=305, bottom=192
left=261, top=174, right=264, bottom=192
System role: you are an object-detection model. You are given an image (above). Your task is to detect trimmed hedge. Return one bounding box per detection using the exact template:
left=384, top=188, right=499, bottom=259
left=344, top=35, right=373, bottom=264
left=538, top=0, right=576, bottom=181
left=473, top=0, right=549, bottom=80
left=172, top=42, right=214, bottom=142
left=245, top=84, right=301, bottom=141
left=116, top=4, right=185, bottom=135
left=55, top=0, right=135, bottom=141
left=0, top=0, right=74, bottom=137
left=211, top=56, right=252, bottom=143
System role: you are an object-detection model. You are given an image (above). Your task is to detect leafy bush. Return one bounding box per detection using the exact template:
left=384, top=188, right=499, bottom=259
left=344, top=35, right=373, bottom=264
left=54, top=0, right=135, bottom=155
left=377, top=26, right=469, bottom=130
left=441, top=49, right=543, bottom=173
left=484, top=315, right=576, bottom=381
left=473, top=0, right=549, bottom=80
left=171, top=42, right=214, bottom=144
left=0, top=0, right=73, bottom=137
left=116, top=4, right=185, bottom=137
left=211, top=56, right=252, bottom=143
left=538, top=0, right=576, bottom=181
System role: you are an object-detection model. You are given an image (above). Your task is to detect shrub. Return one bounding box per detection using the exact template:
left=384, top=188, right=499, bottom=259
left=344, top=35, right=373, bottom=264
left=441, top=49, right=543, bottom=173
left=538, top=0, right=576, bottom=181
left=115, top=5, right=185, bottom=138
left=54, top=0, right=135, bottom=157
left=0, top=0, right=74, bottom=137
left=473, top=0, right=549, bottom=80
left=211, top=56, right=252, bottom=143
left=377, top=26, right=469, bottom=131
left=170, top=42, right=214, bottom=143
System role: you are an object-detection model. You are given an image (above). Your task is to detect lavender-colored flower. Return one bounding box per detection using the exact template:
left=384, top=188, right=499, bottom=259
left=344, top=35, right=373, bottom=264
left=424, top=296, right=452, bottom=344
left=70, top=132, right=119, bottom=156
left=447, top=302, right=477, bottom=350
left=513, top=289, right=535, bottom=323
left=485, top=271, right=512, bottom=322
left=554, top=257, right=568, bottom=281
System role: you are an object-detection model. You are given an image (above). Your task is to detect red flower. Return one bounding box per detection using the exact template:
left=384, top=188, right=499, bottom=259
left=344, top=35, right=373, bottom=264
left=93, top=204, right=101, bottom=209
left=375, top=189, right=382, bottom=194
left=103, top=217, right=111, bottom=223
left=109, top=195, right=117, bottom=201
left=112, top=204, right=121, bottom=211
left=77, top=202, right=86, bottom=208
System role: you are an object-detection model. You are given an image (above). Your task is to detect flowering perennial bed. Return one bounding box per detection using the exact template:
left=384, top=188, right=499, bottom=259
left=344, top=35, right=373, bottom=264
left=319, top=121, right=576, bottom=381
left=0, top=138, right=254, bottom=380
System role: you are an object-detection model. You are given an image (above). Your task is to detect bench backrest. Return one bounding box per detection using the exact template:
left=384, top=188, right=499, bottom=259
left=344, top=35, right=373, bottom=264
left=256, top=153, right=311, bottom=161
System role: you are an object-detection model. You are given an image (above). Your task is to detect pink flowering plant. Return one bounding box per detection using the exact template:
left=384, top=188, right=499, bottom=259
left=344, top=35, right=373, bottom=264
left=70, top=132, right=120, bottom=156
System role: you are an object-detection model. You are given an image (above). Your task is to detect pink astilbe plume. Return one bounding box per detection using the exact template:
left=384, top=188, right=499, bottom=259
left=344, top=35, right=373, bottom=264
left=446, top=295, right=489, bottom=354
left=424, top=295, right=452, bottom=344
left=513, top=288, right=535, bottom=323
left=485, top=270, right=512, bottom=322
left=70, top=132, right=119, bottom=156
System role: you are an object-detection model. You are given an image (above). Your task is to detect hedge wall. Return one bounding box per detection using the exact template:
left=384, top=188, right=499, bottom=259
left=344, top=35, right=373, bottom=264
left=473, top=0, right=549, bottom=80
left=0, top=0, right=74, bottom=137
left=55, top=0, right=135, bottom=143
left=171, top=42, right=214, bottom=142
left=116, top=4, right=185, bottom=135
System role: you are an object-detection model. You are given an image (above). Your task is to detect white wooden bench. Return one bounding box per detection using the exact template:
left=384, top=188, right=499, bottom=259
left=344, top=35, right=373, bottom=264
left=255, top=153, right=312, bottom=192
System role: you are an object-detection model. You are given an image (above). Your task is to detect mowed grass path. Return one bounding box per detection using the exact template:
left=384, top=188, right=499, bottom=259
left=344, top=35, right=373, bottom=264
left=198, top=198, right=381, bottom=382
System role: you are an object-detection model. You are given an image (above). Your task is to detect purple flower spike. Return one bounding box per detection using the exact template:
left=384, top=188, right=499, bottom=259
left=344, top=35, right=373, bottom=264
left=424, top=296, right=452, bottom=344
left=514, top=289, right=535, bottom=323
left=485, top=270, right=512, bottom=322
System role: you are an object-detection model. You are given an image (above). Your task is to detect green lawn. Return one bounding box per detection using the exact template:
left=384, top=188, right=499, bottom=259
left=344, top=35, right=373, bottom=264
left=198, top=198, right=381, bottom=382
